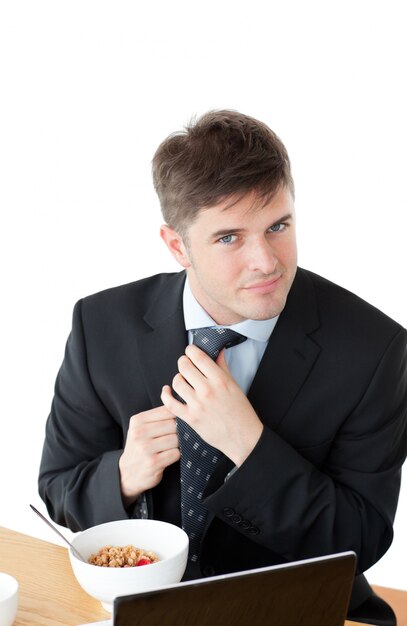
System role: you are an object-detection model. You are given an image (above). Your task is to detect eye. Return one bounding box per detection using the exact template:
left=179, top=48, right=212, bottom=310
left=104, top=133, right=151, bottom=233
left=218, top=234, right=237, bottom=245
left=269, top=223, right=286, bottom=233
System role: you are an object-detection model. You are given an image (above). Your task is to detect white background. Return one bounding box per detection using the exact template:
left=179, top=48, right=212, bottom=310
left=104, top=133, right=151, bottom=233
left=0, top=0, right=406, bottom=590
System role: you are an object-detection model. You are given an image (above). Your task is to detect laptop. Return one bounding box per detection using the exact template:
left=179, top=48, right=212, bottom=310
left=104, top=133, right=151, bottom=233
left=111, top=551, right=356, bottom=626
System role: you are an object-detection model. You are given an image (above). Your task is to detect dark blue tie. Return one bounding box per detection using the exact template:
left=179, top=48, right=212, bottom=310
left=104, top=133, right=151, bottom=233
left=177, top=327, right=247, bottom=564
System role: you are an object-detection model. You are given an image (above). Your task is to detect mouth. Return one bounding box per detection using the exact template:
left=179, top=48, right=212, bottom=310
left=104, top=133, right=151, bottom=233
left=243, top=276, right=281, bottom=294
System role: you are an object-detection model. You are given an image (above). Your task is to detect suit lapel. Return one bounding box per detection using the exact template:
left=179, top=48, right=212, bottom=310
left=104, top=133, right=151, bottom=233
left=135, top=271, right=188, bottom=407
left=248, top=268, right=321, bottom=430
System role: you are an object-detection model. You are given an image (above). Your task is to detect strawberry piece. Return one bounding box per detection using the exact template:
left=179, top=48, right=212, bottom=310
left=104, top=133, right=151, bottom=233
left=137, top=557, right=151, bottom=566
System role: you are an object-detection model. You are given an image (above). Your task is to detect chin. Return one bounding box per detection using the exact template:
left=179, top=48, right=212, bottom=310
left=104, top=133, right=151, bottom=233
left=245, top=298, right=287, bottom=321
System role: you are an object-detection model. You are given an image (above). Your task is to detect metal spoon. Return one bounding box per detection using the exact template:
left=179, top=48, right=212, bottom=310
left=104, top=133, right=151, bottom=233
left=29, top=504, right=87, bottom=563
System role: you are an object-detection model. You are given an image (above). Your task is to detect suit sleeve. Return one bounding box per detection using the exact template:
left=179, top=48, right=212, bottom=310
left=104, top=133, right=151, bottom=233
left=203, top=327, right=407, bottom=574
left=38, top=299, right=130, bottom=531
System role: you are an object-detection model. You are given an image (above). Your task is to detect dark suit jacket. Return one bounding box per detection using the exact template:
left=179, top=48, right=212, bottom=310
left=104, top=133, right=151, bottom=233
left=39, top=267, right=407, bottom=620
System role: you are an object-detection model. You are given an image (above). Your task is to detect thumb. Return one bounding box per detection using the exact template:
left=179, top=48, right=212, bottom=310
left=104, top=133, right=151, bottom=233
left=216, top=348, right=229, bottom=373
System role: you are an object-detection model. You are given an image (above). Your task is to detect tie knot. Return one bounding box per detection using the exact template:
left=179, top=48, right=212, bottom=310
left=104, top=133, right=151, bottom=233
left=191, top=327, right=247, bottom=360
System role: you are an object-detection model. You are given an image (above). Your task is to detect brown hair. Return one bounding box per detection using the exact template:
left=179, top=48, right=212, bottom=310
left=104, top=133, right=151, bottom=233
left=152, top=109, right=294, bottom=236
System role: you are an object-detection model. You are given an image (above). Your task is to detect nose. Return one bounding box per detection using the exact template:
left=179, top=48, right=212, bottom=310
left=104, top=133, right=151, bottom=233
left=246, top=236, right=278, bottom=274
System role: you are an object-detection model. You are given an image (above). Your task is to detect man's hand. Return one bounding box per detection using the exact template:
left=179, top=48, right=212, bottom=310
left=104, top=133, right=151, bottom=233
left=161, top=344, right=263, bottom=467
left=119, top=406, right=180, bottom=507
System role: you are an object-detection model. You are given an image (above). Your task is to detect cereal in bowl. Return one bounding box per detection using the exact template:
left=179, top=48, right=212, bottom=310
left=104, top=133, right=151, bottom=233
left=88, top=544, right=159, bottom=568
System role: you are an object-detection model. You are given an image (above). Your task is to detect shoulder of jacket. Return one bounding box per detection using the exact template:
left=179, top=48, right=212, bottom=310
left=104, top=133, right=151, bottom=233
left=298, top=267, right=405, bottom=336
left=80, top=272, right=181, bottom=305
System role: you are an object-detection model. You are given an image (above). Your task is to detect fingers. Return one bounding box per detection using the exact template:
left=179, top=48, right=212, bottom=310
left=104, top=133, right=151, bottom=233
left=167, top=346, right=230, bottom=402
left=119, top=404, right=180, bottom=503
left=130, top=404, right=175, bottom=423
left=161, top=384, right=186, bottom=415
left=143, top=432, right=179, bottom=455
left=184, top=344, right=220, bottom=377
left=128, top=408, right=177, bottom=440
left=127, top=404, right=177, bottom=442
left=157, top=447, right=181, bottom=467
left=215, top=348, right=229, bottom=373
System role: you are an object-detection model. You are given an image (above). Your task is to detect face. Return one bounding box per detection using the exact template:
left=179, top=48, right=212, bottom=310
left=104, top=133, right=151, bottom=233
left=160, top=187, right=297, bottom=325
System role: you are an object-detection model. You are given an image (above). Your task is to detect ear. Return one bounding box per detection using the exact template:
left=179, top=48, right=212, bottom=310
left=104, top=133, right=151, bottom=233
left=160, top=224, right=191, bottom=268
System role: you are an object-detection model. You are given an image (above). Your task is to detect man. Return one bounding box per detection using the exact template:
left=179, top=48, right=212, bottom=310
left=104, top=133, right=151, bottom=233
left=39, top=110, right=406, bottom=625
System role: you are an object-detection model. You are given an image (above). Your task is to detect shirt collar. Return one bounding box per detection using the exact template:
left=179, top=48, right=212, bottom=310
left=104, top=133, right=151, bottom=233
left=183, top=277, right=278, bottom=342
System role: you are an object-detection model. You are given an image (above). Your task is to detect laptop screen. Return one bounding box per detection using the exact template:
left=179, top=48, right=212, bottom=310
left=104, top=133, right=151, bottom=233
left=113, top=551, right=356, bottom=626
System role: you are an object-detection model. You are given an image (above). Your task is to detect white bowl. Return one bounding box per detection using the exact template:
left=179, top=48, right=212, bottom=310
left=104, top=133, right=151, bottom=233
left=69, top=519, right=189, bottom=611
left=0, top=573, right=19, bottom=626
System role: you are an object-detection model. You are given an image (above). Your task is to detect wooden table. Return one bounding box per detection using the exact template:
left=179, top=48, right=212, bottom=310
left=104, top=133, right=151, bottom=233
left=0, top=525, right=372, bottom=625
left=0, top=526, right=109, bottom=625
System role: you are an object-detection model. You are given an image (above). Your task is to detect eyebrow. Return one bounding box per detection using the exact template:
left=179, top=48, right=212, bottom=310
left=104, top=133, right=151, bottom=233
left=209, top=213, right=294, bottom=240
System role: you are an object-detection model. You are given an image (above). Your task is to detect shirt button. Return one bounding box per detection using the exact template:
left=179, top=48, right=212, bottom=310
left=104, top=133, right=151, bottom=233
left=247, top=525, right=260, bottom=535
left=232, top=514, right=242, bottom=524
left=223, top=507, right=235, bottom=518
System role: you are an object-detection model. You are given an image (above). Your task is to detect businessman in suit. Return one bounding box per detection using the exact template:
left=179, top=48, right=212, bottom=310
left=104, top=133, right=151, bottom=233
left=39, top=110, right=406, bottom=625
